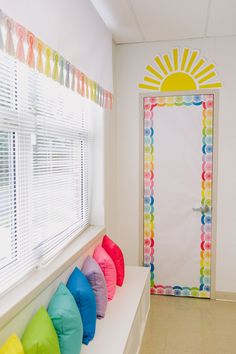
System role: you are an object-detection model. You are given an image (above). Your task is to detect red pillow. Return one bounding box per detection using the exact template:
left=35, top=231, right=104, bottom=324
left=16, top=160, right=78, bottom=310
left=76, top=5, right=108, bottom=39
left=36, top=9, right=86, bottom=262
left=93, top=245, right=117, bottom=300
left=102, top=235, right=125, bottom=286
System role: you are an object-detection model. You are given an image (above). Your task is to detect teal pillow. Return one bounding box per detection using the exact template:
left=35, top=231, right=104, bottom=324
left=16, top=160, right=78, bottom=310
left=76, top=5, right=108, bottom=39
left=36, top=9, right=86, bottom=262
left=48, top=283, right=83, bottom=354
left=22, top=307, right=60, bottom=354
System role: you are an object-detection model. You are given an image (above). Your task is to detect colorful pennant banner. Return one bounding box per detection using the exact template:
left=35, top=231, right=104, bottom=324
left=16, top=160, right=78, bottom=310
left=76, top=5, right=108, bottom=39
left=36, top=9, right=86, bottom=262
left=0, top=9, right=113, bottom=110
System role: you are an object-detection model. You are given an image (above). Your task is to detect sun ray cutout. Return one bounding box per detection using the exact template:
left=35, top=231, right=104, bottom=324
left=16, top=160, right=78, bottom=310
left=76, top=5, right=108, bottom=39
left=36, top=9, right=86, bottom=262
left=194, top=63, right=215, bottom=79
left=186, top=51, right=198, bottom=72
left=180, top=48, right=189, bottom=71
left=139, top=48, right=222, bottom=92
left=173, top=48, right=178, bottom=71
left=146, top=65, right=163, bottom=81
left=191, top=58, right=205, bottom=75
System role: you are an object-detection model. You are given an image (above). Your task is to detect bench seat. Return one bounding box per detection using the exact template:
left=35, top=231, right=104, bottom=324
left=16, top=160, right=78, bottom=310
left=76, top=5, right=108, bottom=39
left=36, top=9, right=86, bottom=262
left=81, top=266, right=150, bottom=354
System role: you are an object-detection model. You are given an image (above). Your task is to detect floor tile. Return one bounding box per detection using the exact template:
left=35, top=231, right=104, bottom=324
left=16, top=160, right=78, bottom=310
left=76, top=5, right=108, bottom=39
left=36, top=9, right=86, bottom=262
left=140, top=295, right=236, bottom=354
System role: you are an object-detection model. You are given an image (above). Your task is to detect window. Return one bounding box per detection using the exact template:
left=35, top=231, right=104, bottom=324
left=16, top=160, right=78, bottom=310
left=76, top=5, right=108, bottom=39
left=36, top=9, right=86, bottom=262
left=0, top=50, right=89, bottom=294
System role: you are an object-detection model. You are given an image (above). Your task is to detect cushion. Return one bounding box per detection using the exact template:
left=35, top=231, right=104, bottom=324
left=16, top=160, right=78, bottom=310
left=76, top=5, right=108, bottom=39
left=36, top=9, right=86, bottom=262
left=21, top=307, right=60, bottom=354
left=66, top=267, right=96, bottom=345
left=102, top=235, right=125, bottom=286
left=48, top=282, right=83, bottom=354
left=0, top=334, right=24, bottom=354
left=82, top=256, right=108, bottom=319
left=93, top=245, right=117, bottom=300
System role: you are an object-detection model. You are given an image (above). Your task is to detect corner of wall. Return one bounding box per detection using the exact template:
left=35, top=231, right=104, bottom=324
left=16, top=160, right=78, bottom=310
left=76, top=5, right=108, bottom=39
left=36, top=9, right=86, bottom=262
left=104, top=40, right=118, bottom=238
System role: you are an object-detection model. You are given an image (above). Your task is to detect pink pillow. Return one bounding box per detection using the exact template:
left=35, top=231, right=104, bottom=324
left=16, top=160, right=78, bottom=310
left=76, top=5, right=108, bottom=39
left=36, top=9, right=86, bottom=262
left=93, top=245, right=116, bottom=300
left=102, top=235, right=125, bottom=286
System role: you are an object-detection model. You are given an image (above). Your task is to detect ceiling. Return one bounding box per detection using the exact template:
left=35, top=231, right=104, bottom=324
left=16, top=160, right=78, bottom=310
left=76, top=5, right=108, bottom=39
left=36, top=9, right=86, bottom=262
left=90, top=0, right=236, bottom=44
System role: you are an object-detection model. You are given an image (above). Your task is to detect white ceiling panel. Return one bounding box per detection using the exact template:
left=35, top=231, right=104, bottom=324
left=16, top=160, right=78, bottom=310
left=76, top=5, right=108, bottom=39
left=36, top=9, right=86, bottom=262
left=207, top=0, right=236, bottom=37
left=90, top=0, right=144, bottom=43
left=130, top=0, right=210, bottom=42
left=90, top=0, right=236, bottom=44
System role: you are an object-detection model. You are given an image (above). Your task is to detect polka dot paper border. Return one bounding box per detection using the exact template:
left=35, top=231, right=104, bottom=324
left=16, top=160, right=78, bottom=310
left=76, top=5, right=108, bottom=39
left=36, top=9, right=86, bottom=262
left=143, top=95, right=213, bottom=298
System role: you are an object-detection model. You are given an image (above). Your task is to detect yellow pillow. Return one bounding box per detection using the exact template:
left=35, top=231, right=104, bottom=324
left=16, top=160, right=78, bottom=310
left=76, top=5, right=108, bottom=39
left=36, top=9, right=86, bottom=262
left=0, top=334, right=24, bottom=354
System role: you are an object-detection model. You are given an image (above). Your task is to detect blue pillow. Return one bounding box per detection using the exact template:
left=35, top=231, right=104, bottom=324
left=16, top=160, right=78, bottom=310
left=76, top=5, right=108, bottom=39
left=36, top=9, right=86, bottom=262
left=67, top=267, right=96, bottom=345
left=48, top=283, right=83, bottom=354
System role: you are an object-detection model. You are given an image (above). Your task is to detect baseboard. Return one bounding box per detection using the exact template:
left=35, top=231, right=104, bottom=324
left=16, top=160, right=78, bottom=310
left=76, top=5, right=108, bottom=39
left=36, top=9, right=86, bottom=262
left=215, top=291, right=236, bottom=302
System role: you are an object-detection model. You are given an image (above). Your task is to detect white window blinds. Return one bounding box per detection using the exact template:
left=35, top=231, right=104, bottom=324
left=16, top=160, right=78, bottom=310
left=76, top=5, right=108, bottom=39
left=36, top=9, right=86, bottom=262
left=0, top=50, right=89, bottom=294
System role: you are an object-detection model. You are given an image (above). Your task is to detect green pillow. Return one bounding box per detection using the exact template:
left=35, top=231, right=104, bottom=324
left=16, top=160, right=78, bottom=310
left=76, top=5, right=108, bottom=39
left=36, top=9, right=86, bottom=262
left=48, top=283, right=83, bottom=354
left=22, top=307, right=60, bottom=354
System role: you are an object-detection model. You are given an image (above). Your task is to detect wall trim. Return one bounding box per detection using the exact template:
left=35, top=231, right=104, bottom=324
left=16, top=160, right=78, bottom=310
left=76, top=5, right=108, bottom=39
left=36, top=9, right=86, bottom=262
left=215, top=291, right=236, bottom=302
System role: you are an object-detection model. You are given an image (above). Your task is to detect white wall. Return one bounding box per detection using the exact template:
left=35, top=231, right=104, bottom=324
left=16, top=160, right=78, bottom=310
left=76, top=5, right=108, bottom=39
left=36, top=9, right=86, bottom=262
left=105, top=41, right=117, bottom=236
left=115, top=37, right=236, bottom=293
left=0, top=0, right=112, bottom=92
left=0, top=0, right=115, bottom=227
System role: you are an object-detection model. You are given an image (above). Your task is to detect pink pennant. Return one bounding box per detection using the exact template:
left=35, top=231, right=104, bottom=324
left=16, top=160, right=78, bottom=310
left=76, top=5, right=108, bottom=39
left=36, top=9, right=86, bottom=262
left=5, top=17, right=15, bottom=56
left=16, top=24, right=25, bottom=62
left=27, top=32, right=35, bottom=68
left=109, top=93, right=113, bottom=110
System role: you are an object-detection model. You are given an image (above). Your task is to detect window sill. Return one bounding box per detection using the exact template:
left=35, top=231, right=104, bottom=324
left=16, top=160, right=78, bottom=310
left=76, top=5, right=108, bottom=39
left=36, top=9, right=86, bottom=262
left=0, top=225, right=105, bottom=329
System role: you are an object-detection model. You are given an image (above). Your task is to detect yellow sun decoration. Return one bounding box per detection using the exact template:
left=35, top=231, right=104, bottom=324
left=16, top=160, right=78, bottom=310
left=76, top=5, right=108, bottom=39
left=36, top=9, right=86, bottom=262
left=139, top=48, right=222, bottom=92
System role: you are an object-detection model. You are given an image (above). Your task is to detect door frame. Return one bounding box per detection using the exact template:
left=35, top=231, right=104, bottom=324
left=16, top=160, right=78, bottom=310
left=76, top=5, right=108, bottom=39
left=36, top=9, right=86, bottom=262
left=139, top=89, right=219, bottom=299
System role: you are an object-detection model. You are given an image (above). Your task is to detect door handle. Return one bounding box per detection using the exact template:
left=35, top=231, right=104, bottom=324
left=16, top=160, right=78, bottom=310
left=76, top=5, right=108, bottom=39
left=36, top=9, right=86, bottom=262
left=192, top=205, right=210, bottom=213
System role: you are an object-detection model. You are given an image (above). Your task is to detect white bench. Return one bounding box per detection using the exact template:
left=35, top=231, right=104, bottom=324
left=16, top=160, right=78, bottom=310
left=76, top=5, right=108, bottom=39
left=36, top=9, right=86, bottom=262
left=82, top=266, right=150, bottom=354
left=0, top=264, right=150, bottom=354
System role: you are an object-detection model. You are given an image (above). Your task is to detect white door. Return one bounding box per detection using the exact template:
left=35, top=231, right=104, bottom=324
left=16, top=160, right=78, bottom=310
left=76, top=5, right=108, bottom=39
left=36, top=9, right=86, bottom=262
left=143, top=93, right=215, bottom=298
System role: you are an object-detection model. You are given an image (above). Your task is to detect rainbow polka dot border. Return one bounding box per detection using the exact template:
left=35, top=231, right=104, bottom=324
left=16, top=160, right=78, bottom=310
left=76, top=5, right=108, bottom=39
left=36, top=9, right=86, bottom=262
left=143, top=95, right=213, bottom=298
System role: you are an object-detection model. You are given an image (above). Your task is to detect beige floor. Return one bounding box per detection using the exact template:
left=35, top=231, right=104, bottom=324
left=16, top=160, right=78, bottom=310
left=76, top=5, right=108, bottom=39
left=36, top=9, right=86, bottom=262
left=140, top=295, right=236, bottom=354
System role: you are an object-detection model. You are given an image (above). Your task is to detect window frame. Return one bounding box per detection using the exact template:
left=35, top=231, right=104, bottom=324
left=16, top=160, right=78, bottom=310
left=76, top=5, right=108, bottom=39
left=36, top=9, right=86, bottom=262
left=0, top=52, right=90, bottom=295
